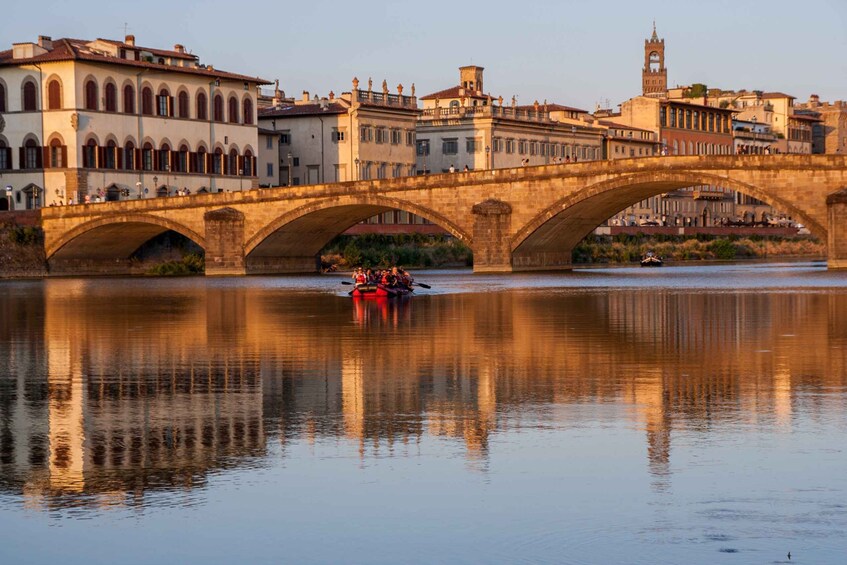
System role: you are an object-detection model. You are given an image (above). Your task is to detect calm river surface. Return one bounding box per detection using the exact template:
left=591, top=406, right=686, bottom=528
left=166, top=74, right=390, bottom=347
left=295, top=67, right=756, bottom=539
left=1, top=262, right=846, bottom=564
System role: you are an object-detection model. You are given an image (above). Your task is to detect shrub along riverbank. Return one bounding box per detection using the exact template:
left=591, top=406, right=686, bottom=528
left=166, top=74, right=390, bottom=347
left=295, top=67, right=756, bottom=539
left=572, top=233, right=824, bottom=264
left=321, top=234, right=473, bottom=269
left=0, top=224, right=47, bottom=278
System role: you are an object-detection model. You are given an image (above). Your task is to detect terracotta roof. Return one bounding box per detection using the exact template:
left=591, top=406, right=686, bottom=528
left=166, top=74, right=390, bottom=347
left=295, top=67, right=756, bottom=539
left=0, top=38, right=270, bottom=84
left=761, top=92, right=795, bottom=100
left=419, top=85, right=490, bottom=101
left=257, top=127, right=278, bottom=135
left=259, top=101, right=348, bottom=118
left=517, top=103, right=588, bottom=114
left=598, top=120, right=654, bottom=133
left=790, top=113, right=822, bottom=122
left=96, top=38, right=198, bottom=60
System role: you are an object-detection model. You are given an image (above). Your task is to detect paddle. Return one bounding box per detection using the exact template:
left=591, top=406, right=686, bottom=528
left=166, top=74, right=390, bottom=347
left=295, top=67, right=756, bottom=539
left=412, top=282, right=431, bottom=289
left=341, top=281, right=354, bottom=285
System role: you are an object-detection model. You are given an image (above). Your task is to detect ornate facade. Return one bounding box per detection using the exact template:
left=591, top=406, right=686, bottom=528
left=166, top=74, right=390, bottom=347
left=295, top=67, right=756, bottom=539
left=0, top=34, right=268, bottom=210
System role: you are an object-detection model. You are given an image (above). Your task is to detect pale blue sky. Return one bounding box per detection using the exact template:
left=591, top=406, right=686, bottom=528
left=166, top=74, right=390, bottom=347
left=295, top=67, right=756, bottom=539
left=3, top=0, right=846, bottom=110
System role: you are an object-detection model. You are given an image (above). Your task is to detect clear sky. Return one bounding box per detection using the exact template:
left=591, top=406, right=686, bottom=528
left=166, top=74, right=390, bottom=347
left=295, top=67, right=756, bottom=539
left=3, top=0, right=846, bottom=110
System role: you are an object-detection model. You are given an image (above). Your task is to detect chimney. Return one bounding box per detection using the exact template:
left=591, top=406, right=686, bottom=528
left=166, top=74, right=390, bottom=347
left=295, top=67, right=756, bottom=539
left=174, top=44, right=185, bottom=53
left=38, top=35, right=53, bottom=50
left=302, top=91, right=310, bottom=102
left=125, top=34, right=135, bottom=46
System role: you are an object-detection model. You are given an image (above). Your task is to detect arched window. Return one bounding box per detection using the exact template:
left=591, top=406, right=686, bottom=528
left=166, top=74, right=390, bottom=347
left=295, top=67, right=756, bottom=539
left=123, top=85, right=135, bottom=114
left=83, top=139, right=98, bottom=168
left=243, top=98, right=253, bottom=125
left=243, top=150, right=254, bottom=176
left=196, top=92, right=207, bottom=120
left=157, top=88, right=172, bottom=117
left=104, top=140, right=118, bottom=169
left=228, top=97, right=238, bottom=124
left=49, top=138, right=66, bottom=168
left=213, top=95, right=223, bottom=122
left=178, top=91, right=189, bottom=118
left=196, top=146, right=207, bottom=174
left=105, top=83, right=117, bottom=112
left=176, top=144, right=188, bottom=172
left=23, top=81, right=37, bottom=111
left=24, top=138, right=41, bottom=169
left=213, top=148, right=223, bottom=174
left=142, top=142, right=154, bottom=171
left=124, top=141, right=135, bottom=170
left=141, top=87, right=153, bottom=115
left=47, top=80, right=62, bottom=110
left=84, top=80, right=98, bottom=111
left=0, top=83, right=6, bottom=112
left=0, top=140, right=10, bottom=170
left=159, top=143, right=171, bottom=171
left=228, top=148, right=238, bottom=175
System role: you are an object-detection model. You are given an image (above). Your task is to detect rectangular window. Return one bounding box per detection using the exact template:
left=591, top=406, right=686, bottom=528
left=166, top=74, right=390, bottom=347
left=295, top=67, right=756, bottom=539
left=669, top=108, right=677, bottom=128
left=406, top=130, right=415, bottom=146
left=360, top=126, right=372, bottom=143
left=266, top=163, right=273, bottom=177
left=279, top=132, right=291, bottom=145
left=529, top=142, right=537, bottom=156
left=518, top=140, right=527, bottom=155
left=157, top=95, right=170, bottom=117
left=416, top=140, right=430, bottom=156
left=660, top=107, right=667, bottom=127
left=466, top=138, right=479, bottom=153
left=493, top=137, right=503, bottom=152
left=443, top=139, right=458, bottom=155
left=375, top=128, right=387, bottom=144
left=506, top=139, right=515, bottom=154
left=391, top=129, right=402, bottom=145
left=331, top=128, right=346, bottom=142
left=266, top=136, right=273, bottom=149
left=293, top=157, right=300, bottom=167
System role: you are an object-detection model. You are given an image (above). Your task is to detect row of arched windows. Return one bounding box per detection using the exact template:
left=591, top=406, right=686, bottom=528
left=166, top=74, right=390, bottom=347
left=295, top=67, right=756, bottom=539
left=0, top=134, right=255, bottom=176
left=0, top=78, right=254, bottom=124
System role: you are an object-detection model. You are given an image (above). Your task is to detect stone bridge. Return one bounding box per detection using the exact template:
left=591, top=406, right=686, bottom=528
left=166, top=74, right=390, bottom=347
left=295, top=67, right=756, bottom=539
left=37, top=155, right=847, bottom=275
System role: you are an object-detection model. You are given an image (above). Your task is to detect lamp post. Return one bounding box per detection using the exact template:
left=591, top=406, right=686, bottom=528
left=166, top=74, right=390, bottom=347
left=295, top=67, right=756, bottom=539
left=136, top=181, right=142, bottom=199
left=287, top=152, right=292, bottom=186
left=354, top=157, right=360, bottom=181
left=31, top=186, right=39, bottom=210
left=153, top=176, right=158, bottom=197
left=5, top=185, right=11, bottom=211
left=486, top=145, right=491, bottom=170
left=423, top=140, right=428, bottom=175
left=164, top=164, right=170, bottom=195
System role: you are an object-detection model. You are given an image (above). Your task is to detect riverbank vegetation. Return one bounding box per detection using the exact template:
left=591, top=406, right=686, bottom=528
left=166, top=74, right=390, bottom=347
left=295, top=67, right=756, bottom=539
left=572, top=233, right=824, bottom=264
left=0, top=224, right=47, bottom=277
left=321, top=234, right=472, bottom=269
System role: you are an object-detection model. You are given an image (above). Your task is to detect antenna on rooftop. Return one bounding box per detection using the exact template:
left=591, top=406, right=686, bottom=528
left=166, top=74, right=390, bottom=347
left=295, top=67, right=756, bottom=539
left=122, top=22, right=131, bottom=37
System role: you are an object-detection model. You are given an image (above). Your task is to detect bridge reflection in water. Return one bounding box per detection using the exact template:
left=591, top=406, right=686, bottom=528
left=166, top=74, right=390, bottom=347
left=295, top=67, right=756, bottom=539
left=1, top=280, right=846, bottom=509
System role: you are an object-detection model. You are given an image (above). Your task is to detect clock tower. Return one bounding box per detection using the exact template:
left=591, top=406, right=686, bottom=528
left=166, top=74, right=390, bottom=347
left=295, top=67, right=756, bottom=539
left=642, top=22, right=667, bottom=97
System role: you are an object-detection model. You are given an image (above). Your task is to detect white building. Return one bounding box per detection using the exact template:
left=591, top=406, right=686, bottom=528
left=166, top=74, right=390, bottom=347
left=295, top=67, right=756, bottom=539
left=0, top=34, right=268, bottom=210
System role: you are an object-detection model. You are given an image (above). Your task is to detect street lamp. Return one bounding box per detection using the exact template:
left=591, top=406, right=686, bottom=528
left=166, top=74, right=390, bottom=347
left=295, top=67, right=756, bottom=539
left=31, top=186, right=39, bottom=210
left=136, top=181, right=143, bottom=199
left=485, top=145, right=491, bottom=170
left=354, top=157, right=360, bottom=181
left=571, top=126, right=577, bottom=162
left=287, top=152, right=293, bottom=186
left=5, top=185, right=12, bottom=211
left=153, top=176, right=158, bottom=197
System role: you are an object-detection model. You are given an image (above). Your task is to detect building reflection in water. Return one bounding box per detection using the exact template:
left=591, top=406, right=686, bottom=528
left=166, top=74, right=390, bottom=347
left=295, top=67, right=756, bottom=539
left=1, top=280, right=846, bottom=509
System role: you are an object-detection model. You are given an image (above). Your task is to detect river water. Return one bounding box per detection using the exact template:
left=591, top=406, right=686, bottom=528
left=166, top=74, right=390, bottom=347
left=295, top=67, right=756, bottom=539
left=1, top=262, right=846, bottom=564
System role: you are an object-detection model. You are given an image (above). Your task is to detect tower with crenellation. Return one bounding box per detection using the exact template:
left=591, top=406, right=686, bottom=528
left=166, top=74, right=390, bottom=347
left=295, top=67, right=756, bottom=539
left=642, top=22, right=667, bottom=98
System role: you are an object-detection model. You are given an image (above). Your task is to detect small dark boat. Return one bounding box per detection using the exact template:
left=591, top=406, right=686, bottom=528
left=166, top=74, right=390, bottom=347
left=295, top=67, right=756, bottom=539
left=349, top=283, right=413, bottom=298
left=640, top=251, right=664, bottom=267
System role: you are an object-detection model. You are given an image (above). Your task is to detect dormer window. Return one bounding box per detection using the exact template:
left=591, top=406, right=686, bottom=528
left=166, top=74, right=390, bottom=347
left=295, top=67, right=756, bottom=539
left=157, top=57, right=165, bottom=64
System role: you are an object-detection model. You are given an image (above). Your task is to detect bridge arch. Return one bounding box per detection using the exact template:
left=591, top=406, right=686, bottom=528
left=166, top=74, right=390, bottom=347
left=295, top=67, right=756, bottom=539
left=46, top=214, right=205, bottom=263
left=511, top=170, right=827, bottom=262
left=243, top=194, right=472, bottom=270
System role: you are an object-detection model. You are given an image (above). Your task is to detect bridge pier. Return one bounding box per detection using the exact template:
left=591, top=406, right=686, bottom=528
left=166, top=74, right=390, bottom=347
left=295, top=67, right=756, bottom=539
left=827, top=190, right=847, bottom=269
left=472, top=199, right=514, bottom=273
left=204, top=208, right=247, bottom=276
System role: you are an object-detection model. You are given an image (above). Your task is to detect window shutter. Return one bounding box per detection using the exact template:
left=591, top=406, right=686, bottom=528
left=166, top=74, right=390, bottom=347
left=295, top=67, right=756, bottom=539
left=153, top=150, right=160, bottom=171
left=97, top=147, right=105, bottom=169
left=205, top=153, right=211, bottom=172
left=169, top=96, right=174, bottom=117
left=61, top=146, right=68, bottom=169
left=41, top=147, right=49, bottom=168
left=19, top=148, right=25, bottom=169
left=252, top=158, right=256, bottom=176
left=116, top=148, right=123, bottom=170
left=237, top=156, right=243, bottom=176
left=135, top=149, right=142, bottom=170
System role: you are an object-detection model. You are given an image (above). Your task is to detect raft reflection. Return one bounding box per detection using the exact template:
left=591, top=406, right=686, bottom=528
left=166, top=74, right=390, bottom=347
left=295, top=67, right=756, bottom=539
left=1, top=281, right=846, bottom=509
